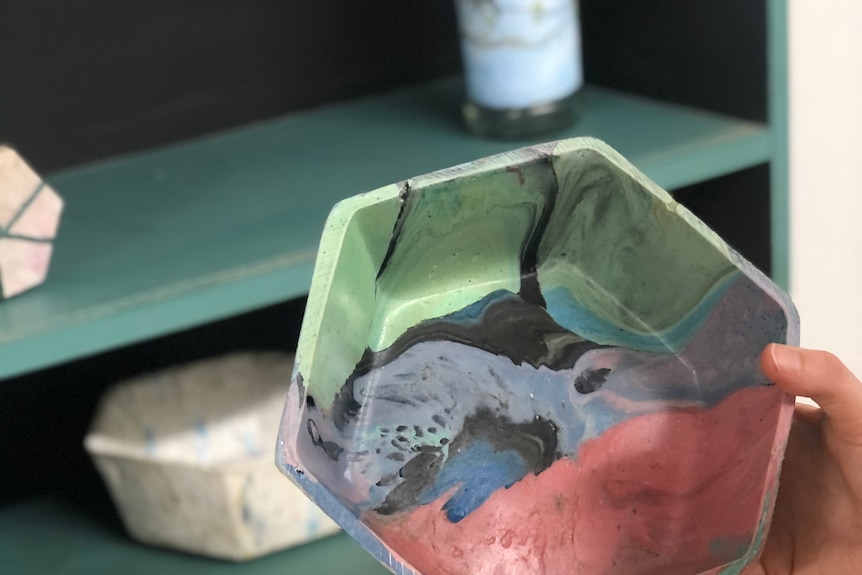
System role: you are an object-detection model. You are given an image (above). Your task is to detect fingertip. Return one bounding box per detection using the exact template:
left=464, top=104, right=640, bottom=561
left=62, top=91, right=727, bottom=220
left=761, top=345, right=862, bottom=442
left=760, top=343, right=803, bottom=393
left=759, top=344, right=841, bottom=399
left=760, top=343, right=778, bottom=381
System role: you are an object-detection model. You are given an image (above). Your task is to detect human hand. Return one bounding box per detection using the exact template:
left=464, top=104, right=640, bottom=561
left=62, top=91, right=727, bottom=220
left=750, top=344, right=862, bottom=574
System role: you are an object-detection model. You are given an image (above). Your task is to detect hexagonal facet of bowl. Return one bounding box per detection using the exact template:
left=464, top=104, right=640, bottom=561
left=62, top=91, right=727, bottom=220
left=277, top=138, right=798, bottom=575
left=84, top=352, right=339, bottom=561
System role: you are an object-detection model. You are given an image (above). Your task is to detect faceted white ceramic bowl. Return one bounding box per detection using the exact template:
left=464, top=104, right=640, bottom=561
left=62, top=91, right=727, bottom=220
left=84, top=352, right=339, bottom=561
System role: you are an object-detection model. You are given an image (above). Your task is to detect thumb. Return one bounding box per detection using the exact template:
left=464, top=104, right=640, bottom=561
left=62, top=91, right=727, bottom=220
left=761, top=343, right=862, bottom=443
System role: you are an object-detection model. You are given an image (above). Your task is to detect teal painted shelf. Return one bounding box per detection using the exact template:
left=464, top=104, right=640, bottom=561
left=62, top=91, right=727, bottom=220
left=0, top=497, right=389, bottom=575
left=0, top=77, right=770, bottom=380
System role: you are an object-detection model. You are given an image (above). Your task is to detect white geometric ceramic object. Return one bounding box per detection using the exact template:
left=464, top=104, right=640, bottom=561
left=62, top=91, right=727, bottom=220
left=0, top=145, right=64, bottom=299
left=84, top=352, right=340, bottom=561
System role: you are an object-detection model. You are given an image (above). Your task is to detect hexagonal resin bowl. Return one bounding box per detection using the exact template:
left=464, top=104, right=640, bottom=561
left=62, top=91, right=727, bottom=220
left=276, top=138, right=799, bottom=575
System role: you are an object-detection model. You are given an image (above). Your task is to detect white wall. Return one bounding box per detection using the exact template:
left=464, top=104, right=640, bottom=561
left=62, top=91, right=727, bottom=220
left=789, top=0, right=862, bottom=377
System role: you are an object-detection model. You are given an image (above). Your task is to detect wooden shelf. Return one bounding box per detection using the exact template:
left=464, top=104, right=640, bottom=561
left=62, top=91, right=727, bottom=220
left=0, top=77, right=770, bottom=380
left=0, top=496, right=388, bottom=575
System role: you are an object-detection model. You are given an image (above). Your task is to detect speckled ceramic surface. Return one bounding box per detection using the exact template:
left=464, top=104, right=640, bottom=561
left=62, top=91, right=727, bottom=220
left=84, top=352, right=339, bottom=561
left=276, top=137, right=799, bottom=575
left=0, top=146, right=63, bottom=299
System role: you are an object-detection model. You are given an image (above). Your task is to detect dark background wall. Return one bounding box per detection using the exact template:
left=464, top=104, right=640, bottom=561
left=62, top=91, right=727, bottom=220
left=1, top=0, right=766, bottom=173
left=0, top=1, right=462, bottom=172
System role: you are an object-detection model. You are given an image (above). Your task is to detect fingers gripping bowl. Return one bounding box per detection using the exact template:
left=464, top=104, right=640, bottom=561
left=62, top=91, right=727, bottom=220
left=276, top=138, right=799, bottom=575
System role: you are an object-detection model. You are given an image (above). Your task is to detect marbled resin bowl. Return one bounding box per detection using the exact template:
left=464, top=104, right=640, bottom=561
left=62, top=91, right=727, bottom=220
left=85, top=352, right=339, bottom=561
left=276, top=138, right=799, bottom=575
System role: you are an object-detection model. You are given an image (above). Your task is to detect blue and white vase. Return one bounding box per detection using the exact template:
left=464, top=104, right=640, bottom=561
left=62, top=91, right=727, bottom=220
left=455, top=0, right=584, bottom=138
